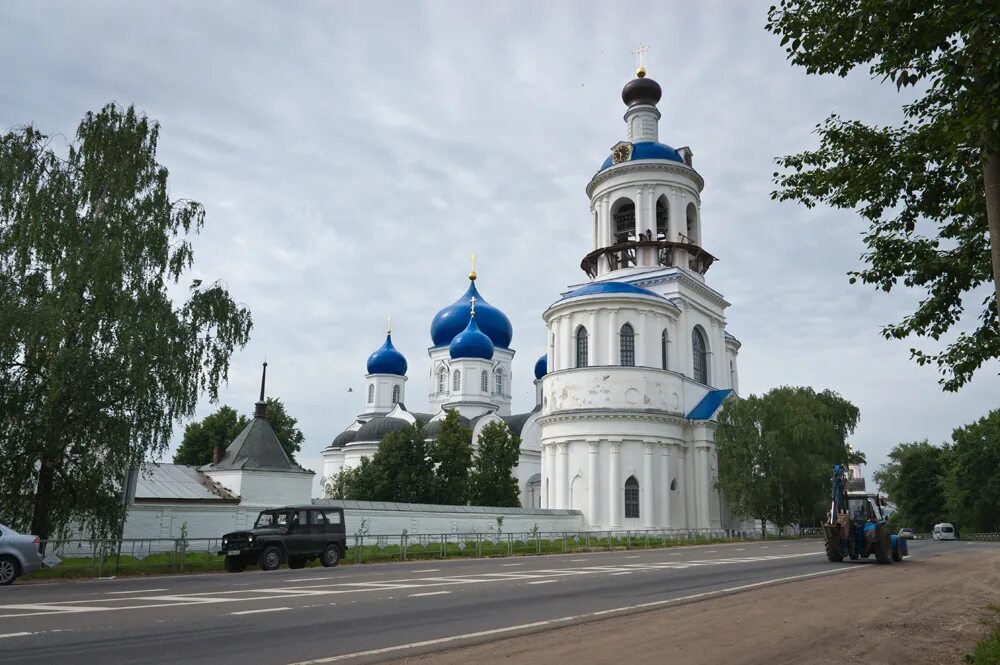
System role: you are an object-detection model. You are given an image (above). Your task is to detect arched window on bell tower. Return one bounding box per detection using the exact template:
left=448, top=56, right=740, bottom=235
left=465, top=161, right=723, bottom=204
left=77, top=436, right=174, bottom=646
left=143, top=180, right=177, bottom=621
left=612, top=198, right=636, bottom=245
left=686, top=202, right=699, bottom=245
left=655, top=195, right=669, bottom=240
left=576, top=326, right=589, bottom=368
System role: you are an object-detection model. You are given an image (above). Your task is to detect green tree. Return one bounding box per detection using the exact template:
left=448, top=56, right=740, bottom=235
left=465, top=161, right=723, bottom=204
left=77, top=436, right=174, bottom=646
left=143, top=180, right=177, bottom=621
left=261, top=397, right=304, bottom=463
left=367, top=424, right=435, bottom=503
left=873, top=441, right=950, bottom=533
left=430, top=410, right=473, bottom=505
left=171, top=397, right=304, bottom=466
left=715, top=387, right=860, bottom=534
left=469, top=421, right=521, bottom=507
left=0, top=104, right=252, bottom=541
left=945, top=408, right=1000, bottom=532
left=173, top=406, right=248, bottom=466
left=767, top=1, right=1000, bottom=391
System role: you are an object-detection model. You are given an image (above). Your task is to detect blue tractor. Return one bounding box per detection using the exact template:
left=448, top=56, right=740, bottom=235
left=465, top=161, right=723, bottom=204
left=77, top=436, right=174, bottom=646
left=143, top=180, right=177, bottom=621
left=823, top=464, right=907, bottom=564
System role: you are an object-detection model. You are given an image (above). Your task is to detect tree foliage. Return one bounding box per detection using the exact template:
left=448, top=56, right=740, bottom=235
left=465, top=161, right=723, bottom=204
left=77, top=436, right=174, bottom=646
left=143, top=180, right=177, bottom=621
left=0, top=104, right=252, bottom=540
left=429, top=410, right=473, bottom=505
left=172, top=397, right=303, bottom=466
left=173, top=406, right=247, bottom=466
left=715, top=387, right=860, bottom=533
left=469, top=421, right=521, bottom=507
left=767, top=0, right=1000, bottom=391
left=873, top=441, right=949, bottom=532
left=945, top=408, right=1000, bottom=532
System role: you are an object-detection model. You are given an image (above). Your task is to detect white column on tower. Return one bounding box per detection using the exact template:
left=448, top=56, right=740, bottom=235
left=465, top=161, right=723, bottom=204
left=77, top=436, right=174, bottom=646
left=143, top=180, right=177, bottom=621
left=641, top=443, right=654, bottom=529
left=608, top=441, right=622, bottom=528
left=607, top=309, right=618, bottom=365
left=556, top=442, right=569, bottom=509
left=587, top=441, right=600, bottom=526
left=637, top=311, right=647, bottom=366
left=660, top=443, right=671, bottom=528
left=588, top=312, right=598, bottom=366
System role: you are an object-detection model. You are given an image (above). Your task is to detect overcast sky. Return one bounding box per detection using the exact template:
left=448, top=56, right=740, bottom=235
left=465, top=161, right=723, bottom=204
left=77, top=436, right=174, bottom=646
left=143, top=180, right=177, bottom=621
left=3, top=0, right=998, bottom=493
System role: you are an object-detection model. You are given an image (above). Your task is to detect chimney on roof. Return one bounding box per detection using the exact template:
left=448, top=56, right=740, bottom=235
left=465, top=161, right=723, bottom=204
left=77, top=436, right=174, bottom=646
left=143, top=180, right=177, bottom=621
left=212, top=444, right=224, bottom=465
left=255, top=360, right=268, bottom=418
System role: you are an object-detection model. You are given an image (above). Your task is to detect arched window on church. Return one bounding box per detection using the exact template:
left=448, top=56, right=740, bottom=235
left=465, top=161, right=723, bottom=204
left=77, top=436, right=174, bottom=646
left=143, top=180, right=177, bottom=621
left=367, top=383, right=374, bottom=404
left=624, top=476, right=640, bottom=519
left=391, top=385, right=400, bottom=404
left=686, top=202, right=699, bottom=245
left=613, top=199, right=636, bottom=244
left=494, top=368, right=504, bottom=396
left=692, top=326, right=709, bottom=384
left=661, top=329, right=669, bottom=370
left=655, top=195, right=669, bottom=240
left=437, top=367, right=447, bottom=394
left=619, top=323, right=635, bottom=367
left=452, top=369, right=461, bottom=392
left=481, top=370, right=488, bottom=392
left=576, top=326, right=588, bottom=368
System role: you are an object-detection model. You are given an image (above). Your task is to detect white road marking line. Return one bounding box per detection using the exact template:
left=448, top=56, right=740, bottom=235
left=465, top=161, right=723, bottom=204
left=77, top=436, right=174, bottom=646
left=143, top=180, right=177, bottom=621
left=610, top=572, right=632, bottom=576
left=782, top=544, right=790, bottom=547
left=408, top=591, right=451, bottom=598
left=0, top=632, right=35, bottom=639
left=285, top=567, right=862, bottom=664
left=411, top=569, right=440, bottom=573
left=626, top=555, right=641, bottom=559
left=705, top=550, right=717, bottom=553
left=735, top=548, right=746, bottom=551
left=229, top=607, right=291, bottom=616
left=106, top=588, right=168, bottom=595
left=761, top=546, right=770, bottom=549
left=527, top=580, right=558, bottom=585
left=501, top=563, right=524, bottom=567
left=570, top=558, right=589, bottom=562
left=669, top=553, right=682, bottom=556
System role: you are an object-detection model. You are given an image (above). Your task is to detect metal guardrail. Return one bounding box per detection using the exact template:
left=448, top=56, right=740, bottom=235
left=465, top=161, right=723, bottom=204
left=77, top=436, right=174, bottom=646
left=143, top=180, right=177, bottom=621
left=30, top=528, right=773, bottom=580
left=961, top=533, right=1000, bottom=541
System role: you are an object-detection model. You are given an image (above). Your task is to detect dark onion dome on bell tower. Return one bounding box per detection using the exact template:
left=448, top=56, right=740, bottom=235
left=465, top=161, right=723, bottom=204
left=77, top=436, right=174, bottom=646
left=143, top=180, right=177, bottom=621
left=430, top=266, right=513, bottom=349
left=449, top=300, right=495, bottom=360
left=534, top=353, right=548, bottom=380
left=621, top=71, right=662, bottom=107
left=366, top=332, right=407, bottom=376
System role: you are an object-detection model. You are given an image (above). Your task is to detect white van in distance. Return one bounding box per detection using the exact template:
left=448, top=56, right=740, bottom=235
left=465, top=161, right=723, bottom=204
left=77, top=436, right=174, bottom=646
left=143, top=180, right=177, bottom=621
left=932, top=523, right=957, bottom=541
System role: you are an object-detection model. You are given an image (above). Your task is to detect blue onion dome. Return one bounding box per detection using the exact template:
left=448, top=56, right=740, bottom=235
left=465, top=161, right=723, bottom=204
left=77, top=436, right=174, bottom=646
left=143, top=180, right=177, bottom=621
left=449, top=314, right=495, bottom=360
left=534, top=354, right=548, bottom=380
left=366, top=333, right=407, bottom=376
left=430, top=277, right=513, bottom=349
left=560, top=281, right=661, bottom=301
left=599, top=141, right=685, bottom=171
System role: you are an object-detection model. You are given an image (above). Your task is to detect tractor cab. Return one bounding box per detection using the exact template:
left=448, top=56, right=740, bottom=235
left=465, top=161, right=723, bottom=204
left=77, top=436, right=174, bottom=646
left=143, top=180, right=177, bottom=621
left=847, top=493, right=884, bottom=523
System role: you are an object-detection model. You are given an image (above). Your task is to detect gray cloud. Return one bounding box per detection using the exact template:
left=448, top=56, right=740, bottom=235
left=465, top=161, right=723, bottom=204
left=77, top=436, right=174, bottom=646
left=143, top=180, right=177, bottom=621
left=3, top=0, right=997, bottom=492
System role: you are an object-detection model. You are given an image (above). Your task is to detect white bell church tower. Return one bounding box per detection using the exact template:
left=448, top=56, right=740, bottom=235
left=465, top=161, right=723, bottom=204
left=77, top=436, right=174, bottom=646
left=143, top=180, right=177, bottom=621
left=537, top=58, right=742, bottom=532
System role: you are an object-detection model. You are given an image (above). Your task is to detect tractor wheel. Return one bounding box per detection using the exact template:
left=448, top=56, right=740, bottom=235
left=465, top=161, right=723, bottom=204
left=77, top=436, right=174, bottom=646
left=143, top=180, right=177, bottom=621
left=874, top=533, right=892, bottom=565
left=825, top=544, right=843, bottom=562
left=223, top=555, right=247, bottom=573
left=892, top=543, right=902, bottom=562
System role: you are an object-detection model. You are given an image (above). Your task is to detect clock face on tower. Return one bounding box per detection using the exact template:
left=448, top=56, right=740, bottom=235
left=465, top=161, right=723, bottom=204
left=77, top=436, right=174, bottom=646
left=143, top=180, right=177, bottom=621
left=611, top=141, right=633, bottom=164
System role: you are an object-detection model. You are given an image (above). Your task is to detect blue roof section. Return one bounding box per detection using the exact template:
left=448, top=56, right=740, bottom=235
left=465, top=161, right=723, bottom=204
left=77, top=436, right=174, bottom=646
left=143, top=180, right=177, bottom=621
left=449, top=316, right=495, bottom=360
left=366, top=334, right=407, bottom=376
left=431, top=279, right=513, bottom=349
left=686, top=389, right=734, bottom=420
left=534, top=353, right=548, bottom=380
left=600, top=141, right=685, bottom=172
left=560, top=281, right=662, bottom=301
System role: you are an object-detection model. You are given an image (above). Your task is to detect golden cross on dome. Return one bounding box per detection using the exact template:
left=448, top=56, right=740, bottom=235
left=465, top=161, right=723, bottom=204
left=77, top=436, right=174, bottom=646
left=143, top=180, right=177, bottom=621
left=469, top=253, right=477, bottom=281
left=470, top=295, right=477, bottom=317
left=633, top=45, right=649, bottom=77
left=386, top=314, right=392, bottom=334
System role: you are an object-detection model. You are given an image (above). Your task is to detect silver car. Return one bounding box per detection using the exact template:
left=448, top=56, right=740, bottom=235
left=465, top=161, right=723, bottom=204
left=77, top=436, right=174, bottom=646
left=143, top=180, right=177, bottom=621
left=0, top=523, right=44, bottom=585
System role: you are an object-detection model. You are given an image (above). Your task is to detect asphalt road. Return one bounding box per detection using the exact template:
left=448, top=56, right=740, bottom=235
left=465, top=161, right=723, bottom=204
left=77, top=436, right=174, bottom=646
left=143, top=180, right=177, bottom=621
left=0, top=539, right=971, bottom=665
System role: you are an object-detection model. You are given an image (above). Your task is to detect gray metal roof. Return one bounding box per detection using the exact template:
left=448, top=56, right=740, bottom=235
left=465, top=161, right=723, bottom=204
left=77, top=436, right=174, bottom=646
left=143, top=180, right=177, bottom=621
left=201, top=415, right=312, bottom=474
left=135, top=464, right=239, bottom=502
left=313, top=498, right=581, bottom=516
left=501, top=406, right=540, bottom=437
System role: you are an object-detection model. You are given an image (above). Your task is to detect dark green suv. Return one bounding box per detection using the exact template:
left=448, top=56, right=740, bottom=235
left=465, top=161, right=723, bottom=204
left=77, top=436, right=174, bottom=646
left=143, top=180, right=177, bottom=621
left=219, top=506, right=348, bottom=573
